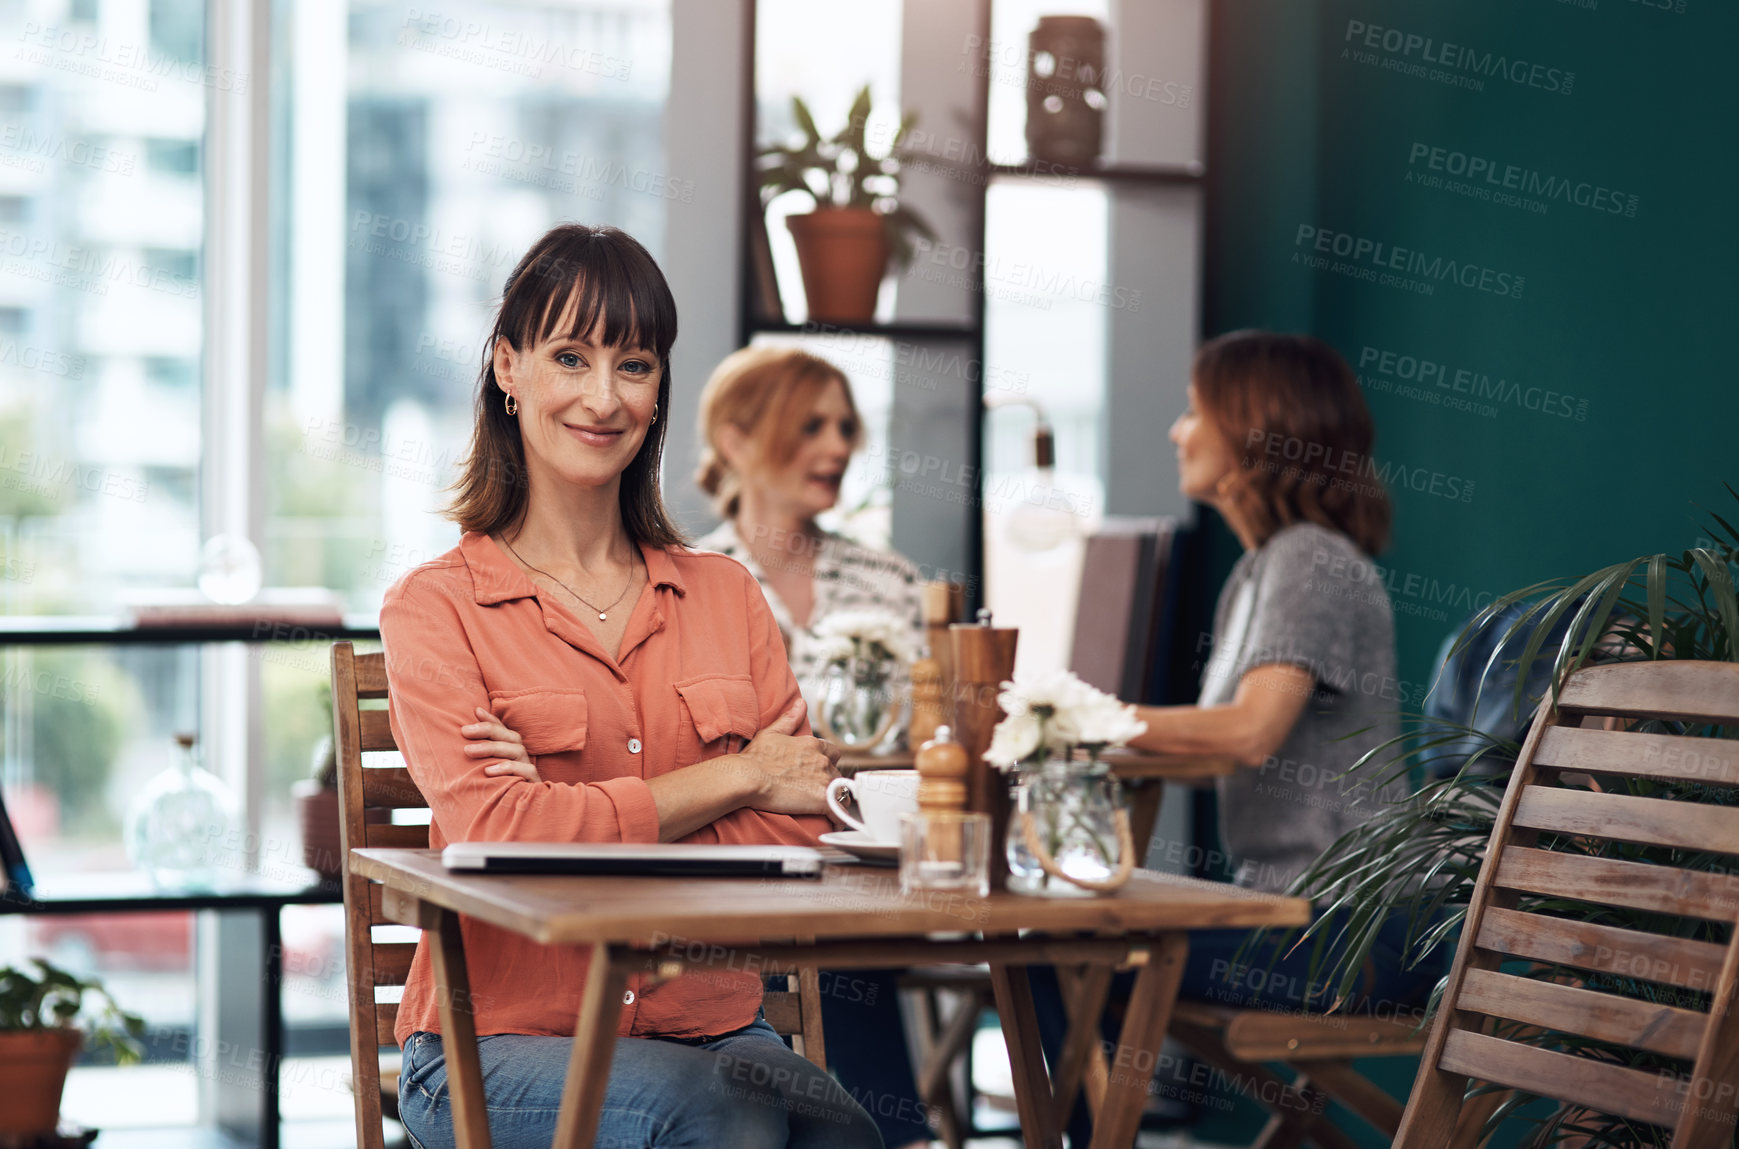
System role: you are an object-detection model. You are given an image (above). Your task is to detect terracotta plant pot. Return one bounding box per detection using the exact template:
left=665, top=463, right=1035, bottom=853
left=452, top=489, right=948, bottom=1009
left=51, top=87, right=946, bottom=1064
left=293, top=780, right=343, bottom=881
left=785, top=208, right=890, bottom=324
left=0, top=1028, right=81, bottom=1134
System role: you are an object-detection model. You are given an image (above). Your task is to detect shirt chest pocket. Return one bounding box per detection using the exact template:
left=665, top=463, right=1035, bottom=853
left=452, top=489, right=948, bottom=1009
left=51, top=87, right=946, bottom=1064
left=673, top=674, right=761, bottom=761
left=488, top=688, right=588, bottom=757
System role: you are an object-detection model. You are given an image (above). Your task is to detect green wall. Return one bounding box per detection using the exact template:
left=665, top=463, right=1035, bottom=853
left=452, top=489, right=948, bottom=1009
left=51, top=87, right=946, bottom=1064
left=1203, top=0, right=1736, bottom=689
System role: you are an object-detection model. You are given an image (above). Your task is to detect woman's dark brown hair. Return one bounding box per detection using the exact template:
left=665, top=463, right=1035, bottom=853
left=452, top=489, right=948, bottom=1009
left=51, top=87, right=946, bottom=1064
left=1193, top=330, right=1391, bottom=555
left=448, top=223, right=684, bottom=547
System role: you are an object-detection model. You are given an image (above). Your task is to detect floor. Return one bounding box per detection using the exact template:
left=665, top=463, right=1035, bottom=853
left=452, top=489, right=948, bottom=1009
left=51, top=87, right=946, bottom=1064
left=62, top=1057, right=1237, bottom=1148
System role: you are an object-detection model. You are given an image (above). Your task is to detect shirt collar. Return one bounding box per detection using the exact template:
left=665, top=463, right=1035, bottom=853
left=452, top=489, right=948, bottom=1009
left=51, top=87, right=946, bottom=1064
left=461, top=530, right=686, bottom=605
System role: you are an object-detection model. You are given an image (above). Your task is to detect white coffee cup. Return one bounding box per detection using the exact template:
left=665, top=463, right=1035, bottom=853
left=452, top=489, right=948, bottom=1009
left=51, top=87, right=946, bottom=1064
left=825, top=770, right=920, bottom=844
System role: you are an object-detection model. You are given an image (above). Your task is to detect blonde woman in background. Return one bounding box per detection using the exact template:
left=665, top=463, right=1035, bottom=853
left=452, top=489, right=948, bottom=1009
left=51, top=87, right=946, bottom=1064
left=694, top=345, right=931, bottom=1149
left=693, top=346, right=924, bottom=748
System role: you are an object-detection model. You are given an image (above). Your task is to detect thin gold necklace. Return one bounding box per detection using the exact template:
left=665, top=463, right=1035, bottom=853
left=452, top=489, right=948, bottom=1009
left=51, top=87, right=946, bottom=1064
left=500, top=535, right=637, bottom=622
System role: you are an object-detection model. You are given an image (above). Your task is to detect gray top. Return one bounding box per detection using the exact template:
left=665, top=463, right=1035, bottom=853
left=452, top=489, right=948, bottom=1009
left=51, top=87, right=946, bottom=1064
left=1198, top=522, right=1404, bottom=894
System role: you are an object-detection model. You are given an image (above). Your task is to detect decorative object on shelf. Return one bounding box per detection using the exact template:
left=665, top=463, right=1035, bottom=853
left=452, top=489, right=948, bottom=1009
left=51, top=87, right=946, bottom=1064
left=811, top=609, right=913, bottom=749
left=986, top=668, right=1147, bottom=896
left=757, top=84, right=936, bottom=323
left=292, top=734, right=342, bottom=882
left=0, top=958, right=143, bottom=1137
left=123, top=732, right=241, bottom=892
left=901, top=726, right=991, bottom=896
left=1026, top=16, right=1107, bottom=166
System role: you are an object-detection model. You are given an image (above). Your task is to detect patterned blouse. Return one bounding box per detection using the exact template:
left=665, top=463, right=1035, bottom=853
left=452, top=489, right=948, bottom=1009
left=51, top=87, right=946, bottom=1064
left=693, top=521, right=925, bottom=745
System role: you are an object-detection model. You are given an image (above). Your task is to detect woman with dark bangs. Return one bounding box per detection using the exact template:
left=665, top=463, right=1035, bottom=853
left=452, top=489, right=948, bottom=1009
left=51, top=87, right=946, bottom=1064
left=379, top=223, right=881, bottom=1149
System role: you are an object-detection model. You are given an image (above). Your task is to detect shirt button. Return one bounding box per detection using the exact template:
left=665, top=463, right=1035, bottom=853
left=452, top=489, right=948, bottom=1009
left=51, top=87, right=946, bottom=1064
left=622, top=989, right=636, bottom=1005
left=627, top=738, right=642, bottom=754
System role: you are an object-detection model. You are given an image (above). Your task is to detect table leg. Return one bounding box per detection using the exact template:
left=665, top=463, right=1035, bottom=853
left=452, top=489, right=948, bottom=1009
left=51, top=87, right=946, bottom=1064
left=989, top=963, right=1062, bottom=1149
left=427, top=905, right=492, bottom=1149
left=1051, top=962, right=1113, bottom=1137
left=1088, top=932, right=1188, bottom=1149
left=552, top=943, right=628, bottom=1149
left=261, top=907, right=282, bottom=1149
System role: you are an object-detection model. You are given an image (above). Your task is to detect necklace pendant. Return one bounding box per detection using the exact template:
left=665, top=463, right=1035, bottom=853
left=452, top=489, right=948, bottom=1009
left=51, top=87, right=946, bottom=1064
left=598, top=612, right=608, bottom=621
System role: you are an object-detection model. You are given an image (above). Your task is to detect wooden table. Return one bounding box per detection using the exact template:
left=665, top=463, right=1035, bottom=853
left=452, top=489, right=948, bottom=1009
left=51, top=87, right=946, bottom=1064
left=839, top=747, right=1236, bottom=859
left=351, top=848, right=1307, bottom=1149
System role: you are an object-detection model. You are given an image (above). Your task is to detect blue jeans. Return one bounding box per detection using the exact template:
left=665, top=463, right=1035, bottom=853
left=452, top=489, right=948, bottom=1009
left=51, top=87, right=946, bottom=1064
left=398, top=1017, right=883, bottom=1149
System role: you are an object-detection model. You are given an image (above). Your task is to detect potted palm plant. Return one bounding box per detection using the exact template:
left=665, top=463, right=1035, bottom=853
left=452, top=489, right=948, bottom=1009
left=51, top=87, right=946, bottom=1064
left=1280, top=485, right=1739, bottom=1146
left=0, top=958, right=144, bottom=1135
left=757, top=84, right=935, bottom=323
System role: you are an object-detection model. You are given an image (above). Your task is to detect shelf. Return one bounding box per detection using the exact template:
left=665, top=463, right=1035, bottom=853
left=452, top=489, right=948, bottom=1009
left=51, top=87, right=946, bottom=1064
left=987, top=161, right=1204, bottom=185
left=0, top=615, right=381, bottom=645
left=748, top=319, right=979, bottom=341
left=1, top=870, right=341, bottom=914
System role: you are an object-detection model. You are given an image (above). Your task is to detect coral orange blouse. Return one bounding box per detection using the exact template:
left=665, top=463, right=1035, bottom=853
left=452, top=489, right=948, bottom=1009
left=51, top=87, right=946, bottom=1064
left=381, top=531, right=829, bottom=1045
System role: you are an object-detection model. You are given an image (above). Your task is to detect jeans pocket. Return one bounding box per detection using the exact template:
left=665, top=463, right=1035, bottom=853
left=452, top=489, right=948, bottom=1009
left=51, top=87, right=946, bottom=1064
left=402, top=1032, right=444, bottom=1095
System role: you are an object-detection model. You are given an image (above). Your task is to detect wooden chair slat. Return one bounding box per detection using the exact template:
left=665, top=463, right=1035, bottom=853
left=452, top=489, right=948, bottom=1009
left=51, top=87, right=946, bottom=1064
left=1477, top=906, right=1729, bottom=991
left=1513, top=786, right=1739, bottom=855
left=359, top=708, right=397, bottom=752
left=1493, top=846, right=1739, bottom=921
left=1220, top=1008, right=1428, bottom=1061
left=355, top=655, right=390, bottom=698
left=368, top=884, right=388, bottom=924
left=376, top=1002, right=399, bottom=1047
left=373, top=942, right=418, bottom=988
left=364, top=822, right=431, bottom=850
left=1437, top=1029, right=1683, bottom=1128
left=1554, top=662, right=1739, bottom=725
left=1535, top=726, right=1739, bottom=788
left=762, top=991, right=802, bottom=1035
left=361, top=766, right=428, bottom=809
left=1457, top=967, right=1707, bottom=1061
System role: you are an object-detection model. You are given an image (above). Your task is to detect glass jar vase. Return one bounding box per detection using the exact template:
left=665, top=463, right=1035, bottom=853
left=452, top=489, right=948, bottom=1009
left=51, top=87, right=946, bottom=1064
left=125, top=733, right=241, bottom=891
left=1006, top=756, right=1132, bottom=897
left=815, top=656, right=900, bottom=749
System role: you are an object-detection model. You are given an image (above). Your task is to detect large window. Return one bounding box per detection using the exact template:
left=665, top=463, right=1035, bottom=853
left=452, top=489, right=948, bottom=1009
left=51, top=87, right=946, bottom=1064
left=1, top=0, right=677, bottom=1137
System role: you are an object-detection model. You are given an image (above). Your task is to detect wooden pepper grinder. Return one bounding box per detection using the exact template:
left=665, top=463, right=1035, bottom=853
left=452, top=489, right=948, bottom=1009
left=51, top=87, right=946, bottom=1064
left=914, top=725, right=969, bottom=814
left=907, top=649, right=945, bottom=748
left=950, top=611, right=1019, bottom=889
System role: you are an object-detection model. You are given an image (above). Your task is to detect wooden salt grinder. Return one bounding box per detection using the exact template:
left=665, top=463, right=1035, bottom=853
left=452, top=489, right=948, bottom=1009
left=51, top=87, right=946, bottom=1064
left=949, top=613, right=1019, bottom=890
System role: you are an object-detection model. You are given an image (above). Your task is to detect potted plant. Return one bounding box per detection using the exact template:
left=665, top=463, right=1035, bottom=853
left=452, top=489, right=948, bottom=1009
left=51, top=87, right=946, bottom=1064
left=757, top=84, right=936, bottom=323
left=293, top=732, right=343, bottom=882
left=1280, top=485, right=1739, bottom=1147
left=0, top=959, right=144, bottom=1135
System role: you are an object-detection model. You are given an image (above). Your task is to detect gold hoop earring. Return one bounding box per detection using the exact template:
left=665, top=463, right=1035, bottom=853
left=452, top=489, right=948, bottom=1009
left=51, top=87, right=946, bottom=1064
left=505, top=393, right=518, bottom=416
left=650, top=405, right=658, bottom=426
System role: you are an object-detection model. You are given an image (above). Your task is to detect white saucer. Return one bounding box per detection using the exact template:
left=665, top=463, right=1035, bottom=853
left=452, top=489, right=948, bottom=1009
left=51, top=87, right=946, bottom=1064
left=819, top=831, right=900, bottom=865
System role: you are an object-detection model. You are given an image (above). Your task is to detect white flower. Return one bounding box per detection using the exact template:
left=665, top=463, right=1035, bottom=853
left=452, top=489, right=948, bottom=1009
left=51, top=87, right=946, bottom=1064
left=989, top=667, right=1147, bottom=767
left=984, top=710, right=1043, bottom=770
left=811, top=634, right=856, bottom=665
left=812, top=609, right=914, bottom=664
left=1055, top=693, right=1148, bottom=750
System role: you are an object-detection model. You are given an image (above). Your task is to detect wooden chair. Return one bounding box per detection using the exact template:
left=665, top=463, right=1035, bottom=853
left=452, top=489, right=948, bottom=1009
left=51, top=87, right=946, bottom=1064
left=331, top=641, right=830, bottom=1149
left=1393, top=659, right=1739, bottom=1147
